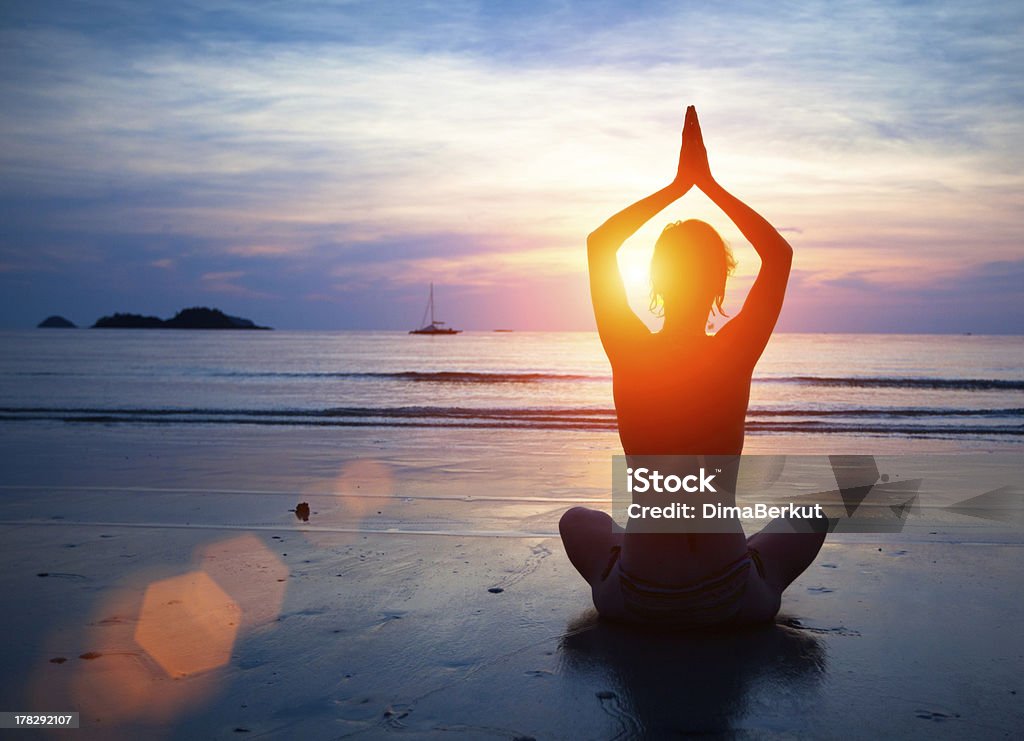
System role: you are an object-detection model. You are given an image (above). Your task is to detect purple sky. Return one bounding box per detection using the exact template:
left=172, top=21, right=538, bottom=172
left=1, top=1, right=1021, bottom=332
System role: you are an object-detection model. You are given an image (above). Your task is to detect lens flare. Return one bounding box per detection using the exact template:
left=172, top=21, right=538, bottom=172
left=134, top=570, right=241, bottom=678
left=195, top=533, right=288, bottom=631
left=34, top=582, right=218, bottom=727
left=301, top=458, right=397, bottom=545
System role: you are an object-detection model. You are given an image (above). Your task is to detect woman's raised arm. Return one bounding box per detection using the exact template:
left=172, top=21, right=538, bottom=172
left=587, top=185, right=677, bottom=355
left=686, top=110, right=793, bottom=363
left=588, top=107, right=699, bottom=357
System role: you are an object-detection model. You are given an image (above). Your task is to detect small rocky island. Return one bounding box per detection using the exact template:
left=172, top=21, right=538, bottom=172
left=92, top=307, right=271, bottom=330
left=37, top=315, right=77, bottom=328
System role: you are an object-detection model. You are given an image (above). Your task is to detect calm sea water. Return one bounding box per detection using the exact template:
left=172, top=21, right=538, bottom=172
left=0, top=330, right=1020, bottom=440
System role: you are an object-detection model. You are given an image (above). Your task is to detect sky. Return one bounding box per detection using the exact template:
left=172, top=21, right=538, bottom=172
left=0, top=0, right=1021, bottom=332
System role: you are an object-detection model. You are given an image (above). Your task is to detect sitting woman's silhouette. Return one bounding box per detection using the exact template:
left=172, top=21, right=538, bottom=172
left=560, top=106, right=826, bottom=628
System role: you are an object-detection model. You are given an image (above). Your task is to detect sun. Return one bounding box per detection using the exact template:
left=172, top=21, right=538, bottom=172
left=617, top=246, right=654, bottom=299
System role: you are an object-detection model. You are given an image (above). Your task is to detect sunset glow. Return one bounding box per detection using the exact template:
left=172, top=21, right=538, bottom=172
left=0, top=2, right=1021, bottom=332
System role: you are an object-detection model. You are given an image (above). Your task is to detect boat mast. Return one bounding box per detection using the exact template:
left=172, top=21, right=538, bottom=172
left=430, top=282, right=435, bottom=326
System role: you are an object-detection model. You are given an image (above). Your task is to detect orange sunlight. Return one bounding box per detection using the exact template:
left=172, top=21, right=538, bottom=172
left=617, top=246, right=654, bottom=300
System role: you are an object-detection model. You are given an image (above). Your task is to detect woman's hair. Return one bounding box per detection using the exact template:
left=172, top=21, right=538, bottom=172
left=649, top=219, right=736, bottom=318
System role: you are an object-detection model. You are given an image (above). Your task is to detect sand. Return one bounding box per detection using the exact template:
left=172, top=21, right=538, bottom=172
left=1, top=423, right=1022, bottom=739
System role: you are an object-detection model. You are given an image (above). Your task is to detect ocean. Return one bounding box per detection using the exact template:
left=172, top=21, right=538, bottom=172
left=0, top=330, right=1020, bottom=441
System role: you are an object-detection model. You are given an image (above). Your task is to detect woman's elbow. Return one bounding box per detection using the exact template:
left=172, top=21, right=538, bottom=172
left=776, top=240, right=794, bottom=266
left=587, top=231, right=613, bottom=255
left=761, top=241, right=792, bottom=275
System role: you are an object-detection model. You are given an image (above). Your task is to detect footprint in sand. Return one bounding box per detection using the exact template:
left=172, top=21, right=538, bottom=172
left=36, top=572, right=88, bottom=580
left=595, top=690, right=641, bottom=736
left=915, top=709, right=960, bottom=722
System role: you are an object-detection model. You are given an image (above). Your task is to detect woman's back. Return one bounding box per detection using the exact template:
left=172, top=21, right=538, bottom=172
left=612, top=332, right=751, bottom=457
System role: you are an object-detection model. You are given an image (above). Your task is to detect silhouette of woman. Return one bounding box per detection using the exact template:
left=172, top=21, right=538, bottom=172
left=560, top=106, right=826, bottom=627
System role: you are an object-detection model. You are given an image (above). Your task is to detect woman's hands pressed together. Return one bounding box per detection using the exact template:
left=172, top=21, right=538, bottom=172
left=673, top=105, right=714, bottom=194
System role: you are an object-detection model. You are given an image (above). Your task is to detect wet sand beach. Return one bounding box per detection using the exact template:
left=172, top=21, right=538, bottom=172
left=1, top=424, right=1021, bottom=738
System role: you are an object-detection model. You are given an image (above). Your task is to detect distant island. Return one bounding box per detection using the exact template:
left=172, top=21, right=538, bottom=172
left=91, top=307, right=271, bottom=330
left=37, top=315, right=77, bottom=328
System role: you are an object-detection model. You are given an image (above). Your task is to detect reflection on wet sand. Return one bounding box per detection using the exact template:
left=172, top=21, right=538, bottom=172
left=560, top=611, right=826, bottom=736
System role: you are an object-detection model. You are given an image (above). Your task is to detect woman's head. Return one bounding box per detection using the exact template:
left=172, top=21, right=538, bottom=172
left=650, top=219, right=736, bottom=319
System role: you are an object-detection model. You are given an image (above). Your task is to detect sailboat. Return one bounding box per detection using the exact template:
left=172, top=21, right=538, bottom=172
left=409, top=283, right=462, bottom=335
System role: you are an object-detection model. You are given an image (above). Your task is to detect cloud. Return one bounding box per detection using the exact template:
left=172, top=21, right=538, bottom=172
left=225, top=244, right=296, bottom=258
left=198, top=270, right=272, bottom=298
left=0, top=1, right=1021, bottom=329
left=780, top=259, right=1024, bottom=333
